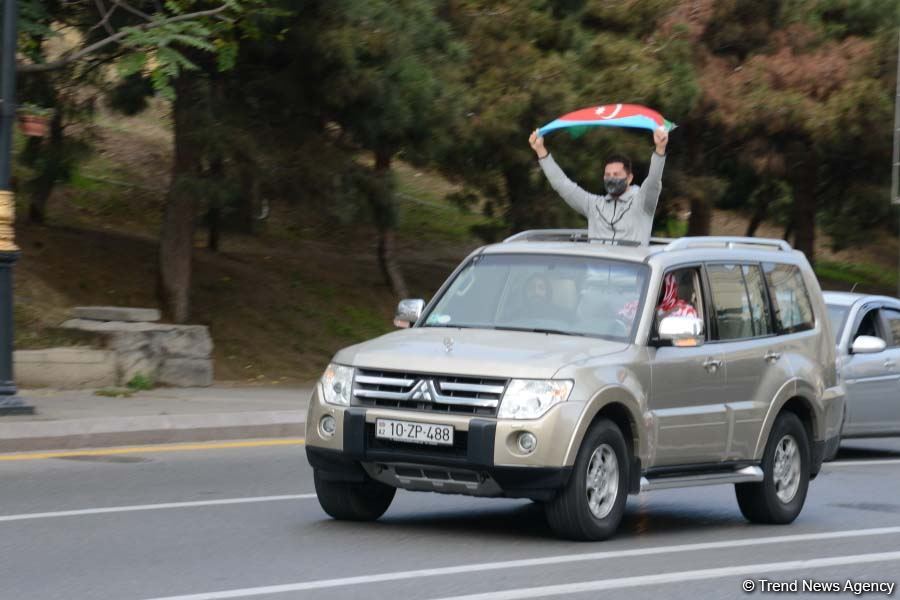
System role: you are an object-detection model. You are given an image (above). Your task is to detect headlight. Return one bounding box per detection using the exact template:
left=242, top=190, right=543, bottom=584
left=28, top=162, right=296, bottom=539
left=498, top=379, right=573, bottom=419
left=320, top=363, right=354, bottom=406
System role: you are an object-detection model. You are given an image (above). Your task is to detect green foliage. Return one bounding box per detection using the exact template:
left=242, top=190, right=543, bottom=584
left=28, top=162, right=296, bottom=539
left=127, top=373, right=155, bottom=391
left=812, top=0, right=900, bottom=38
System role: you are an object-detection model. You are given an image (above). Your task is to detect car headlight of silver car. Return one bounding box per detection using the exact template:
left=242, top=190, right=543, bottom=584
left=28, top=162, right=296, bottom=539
left=498, top=379, right=573, bottom=419
left=320, top=363, right=354, bottom=406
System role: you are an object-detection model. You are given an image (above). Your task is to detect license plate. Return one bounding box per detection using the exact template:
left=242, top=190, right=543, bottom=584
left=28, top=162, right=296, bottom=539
left=375, top=419, right=454, bottom=446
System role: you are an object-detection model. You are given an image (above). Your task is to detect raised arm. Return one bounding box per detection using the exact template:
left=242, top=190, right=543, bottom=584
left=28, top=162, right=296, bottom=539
left=640, top=127, right=669, bottom=215
left=529, top=129, right=592, bottom=217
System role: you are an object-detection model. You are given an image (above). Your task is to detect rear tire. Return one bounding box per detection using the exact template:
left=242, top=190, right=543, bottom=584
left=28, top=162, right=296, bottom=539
left=545, top=419, right=629, bottom=541
left=735, top=411, right=810, bottom=524
left=313, top=470, right=396, bottom=521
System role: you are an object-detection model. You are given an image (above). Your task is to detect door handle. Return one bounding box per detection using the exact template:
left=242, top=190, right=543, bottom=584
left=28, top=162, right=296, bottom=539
left=765, top=351, right=782, bottom=363
left=703, top=358, right=722, bottom=373
left=885, top=360, right=897, bottom=370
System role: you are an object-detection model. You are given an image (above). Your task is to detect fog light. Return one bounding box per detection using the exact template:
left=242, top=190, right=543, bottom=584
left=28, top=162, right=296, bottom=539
left=517, top=432, right=537, bottom=454
left=320, top=415, right=336, bottom=437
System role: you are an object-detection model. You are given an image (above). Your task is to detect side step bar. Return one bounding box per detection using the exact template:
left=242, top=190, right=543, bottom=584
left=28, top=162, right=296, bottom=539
left=640, top=466, right=763, bottom=492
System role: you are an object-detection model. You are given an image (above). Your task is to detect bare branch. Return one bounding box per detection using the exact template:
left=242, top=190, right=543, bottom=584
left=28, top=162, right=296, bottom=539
left=90, top=0, right=118, bottom=36
left=18, top=5, right=229, bottom=73
left=112, top=0, right=154, bottom=22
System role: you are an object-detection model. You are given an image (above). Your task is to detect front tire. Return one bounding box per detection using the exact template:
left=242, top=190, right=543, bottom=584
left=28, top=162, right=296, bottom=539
left=313, top=470, right=396, bottom=521
left=545, top=419, right=629, bottom=541
left=735, top=411, right=810, bottom=524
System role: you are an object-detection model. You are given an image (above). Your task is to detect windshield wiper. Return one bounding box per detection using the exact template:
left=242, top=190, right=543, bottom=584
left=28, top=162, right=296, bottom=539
left=493, top=326, right=586, bottom=337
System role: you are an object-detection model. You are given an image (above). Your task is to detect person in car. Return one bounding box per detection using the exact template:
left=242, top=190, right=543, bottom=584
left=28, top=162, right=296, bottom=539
left=656, top=272, right=698, bottom=319
left=519, top=273, right=552, bottom=319
left=616, top=273, right=697, bottom=323
left=528, top=127, right=668, bottom=246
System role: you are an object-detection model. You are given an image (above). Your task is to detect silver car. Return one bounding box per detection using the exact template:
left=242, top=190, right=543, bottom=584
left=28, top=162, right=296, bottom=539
left=306, top=232, right=844, bottom=540
left=823, top=291, right=900, bottom=459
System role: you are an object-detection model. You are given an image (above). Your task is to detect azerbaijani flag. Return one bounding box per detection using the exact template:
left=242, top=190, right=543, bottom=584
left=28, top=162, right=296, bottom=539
left=538, top=103, right=676, bottom=137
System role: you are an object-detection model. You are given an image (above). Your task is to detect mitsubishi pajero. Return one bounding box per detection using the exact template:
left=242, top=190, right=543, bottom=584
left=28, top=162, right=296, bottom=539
left=306, top=232, right=844, bottom=540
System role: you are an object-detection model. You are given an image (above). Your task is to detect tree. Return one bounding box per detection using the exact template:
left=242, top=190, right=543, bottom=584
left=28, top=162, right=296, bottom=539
left=19, top=0, right=273, bottom=322
left=288, top=0, right=465, bottom=297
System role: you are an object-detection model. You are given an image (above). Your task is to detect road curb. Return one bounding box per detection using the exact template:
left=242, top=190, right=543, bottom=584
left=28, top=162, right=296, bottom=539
left=0, top=411, right=307, bottom=452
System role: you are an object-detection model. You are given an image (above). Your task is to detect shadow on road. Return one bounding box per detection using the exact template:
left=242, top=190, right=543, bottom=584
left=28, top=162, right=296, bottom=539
left=306, top=496, right=753, bottom=543
left=834, top=444, right=900, bottom=461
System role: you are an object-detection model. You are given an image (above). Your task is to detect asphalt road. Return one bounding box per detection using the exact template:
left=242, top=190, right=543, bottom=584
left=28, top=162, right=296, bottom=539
left=2, top=439, right=900, bottom=600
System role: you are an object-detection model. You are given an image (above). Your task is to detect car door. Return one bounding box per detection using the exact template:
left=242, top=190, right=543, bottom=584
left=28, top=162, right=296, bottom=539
left=649, top=266, right=728, bottom=465
left=874, top=307, right=900, bottom=431
left=842, top=305, right=896, bottom=434
left=706, top=263, right=794, bottom=461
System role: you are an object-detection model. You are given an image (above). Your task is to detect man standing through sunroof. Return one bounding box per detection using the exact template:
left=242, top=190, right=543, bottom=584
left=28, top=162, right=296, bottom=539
left=528, top=126, right=669, bottom=246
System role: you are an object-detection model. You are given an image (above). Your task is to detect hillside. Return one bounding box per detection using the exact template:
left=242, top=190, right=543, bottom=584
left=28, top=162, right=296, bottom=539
left=12, top=106, right=898, bottom=384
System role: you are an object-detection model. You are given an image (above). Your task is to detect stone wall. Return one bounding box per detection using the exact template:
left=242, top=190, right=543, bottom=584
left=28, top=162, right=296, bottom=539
left=16, top=307, right=214, bottom=388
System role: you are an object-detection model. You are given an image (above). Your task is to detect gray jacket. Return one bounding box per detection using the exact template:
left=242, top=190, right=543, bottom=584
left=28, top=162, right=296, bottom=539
left=538, top=151, right=666, bottom=245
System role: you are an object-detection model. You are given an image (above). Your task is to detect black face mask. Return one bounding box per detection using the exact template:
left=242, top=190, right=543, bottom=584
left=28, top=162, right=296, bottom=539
left=604, top=177, right=628, bottom=197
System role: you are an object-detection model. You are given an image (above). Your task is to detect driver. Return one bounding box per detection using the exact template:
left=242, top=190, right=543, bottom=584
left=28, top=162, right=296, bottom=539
left=521, top=273, right=552, bottom=319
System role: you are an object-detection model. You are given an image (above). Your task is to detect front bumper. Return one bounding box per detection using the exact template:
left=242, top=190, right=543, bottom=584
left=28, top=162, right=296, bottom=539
left=305, top=387, right=572, bottom=500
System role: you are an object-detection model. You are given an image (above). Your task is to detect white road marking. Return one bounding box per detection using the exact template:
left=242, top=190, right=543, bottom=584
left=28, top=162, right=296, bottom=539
left=430, top=550, right=900, bottom=600
left=827, top=458, right=900, bottom=467
left=141, top=526, right=900, bottom=600
left=0, top=494, right=316, bottom=523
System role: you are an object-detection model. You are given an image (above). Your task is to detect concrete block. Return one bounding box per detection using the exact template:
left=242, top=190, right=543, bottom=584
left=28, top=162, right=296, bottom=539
left=158, top=358, right=214, bottom=387
left=14, top=348, right=117, bottom=389
left=72, top=306, right=161, bottom=322
left=159, top=326, right=213, bottom=358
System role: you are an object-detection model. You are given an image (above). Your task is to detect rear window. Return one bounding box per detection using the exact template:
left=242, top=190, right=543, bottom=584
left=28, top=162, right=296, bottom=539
left=763, top=263, right=815, bottom=334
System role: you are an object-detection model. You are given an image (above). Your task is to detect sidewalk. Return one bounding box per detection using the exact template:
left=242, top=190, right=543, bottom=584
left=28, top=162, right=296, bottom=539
left=0, top=386, right=312, bottom=452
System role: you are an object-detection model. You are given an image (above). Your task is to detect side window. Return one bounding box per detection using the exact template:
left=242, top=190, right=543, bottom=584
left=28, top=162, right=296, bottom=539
left=854, top=309, right=882, bottom=340
left=742, top=265, right=773, bottom=337
left=763, top=263, right=815, bottom=334
left=653, top=267, right=704, bottom=331
left=881, top=309, right=900, bottom=347
left=707, top=264, right=754, bottom=340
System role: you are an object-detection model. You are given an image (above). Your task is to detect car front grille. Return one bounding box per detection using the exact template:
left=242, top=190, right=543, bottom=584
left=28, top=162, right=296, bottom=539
left=353, top=368, right=507, bottom=417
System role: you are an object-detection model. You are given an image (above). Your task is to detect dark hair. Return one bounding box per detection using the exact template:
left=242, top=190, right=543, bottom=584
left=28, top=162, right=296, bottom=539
left=605, top=154, right=632, bottom=175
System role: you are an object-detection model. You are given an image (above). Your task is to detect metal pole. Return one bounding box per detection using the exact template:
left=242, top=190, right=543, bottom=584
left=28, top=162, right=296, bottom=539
left=0, top=0, right=33, bottom=414
left=894, top=30, right=900, bottom=297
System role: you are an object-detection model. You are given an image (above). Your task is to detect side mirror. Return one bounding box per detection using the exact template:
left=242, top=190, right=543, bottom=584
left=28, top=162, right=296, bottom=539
left=658, top=316, right=705, bottom=347
left=394, top=299, right=425, bottom=329
left=851, top=335, right=886, bottom=354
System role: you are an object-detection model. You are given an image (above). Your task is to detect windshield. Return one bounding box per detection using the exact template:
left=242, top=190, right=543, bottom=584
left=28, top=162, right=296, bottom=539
left=826, top=304, right=848, bottom=344
left=421, top=253, right=648, bottom=341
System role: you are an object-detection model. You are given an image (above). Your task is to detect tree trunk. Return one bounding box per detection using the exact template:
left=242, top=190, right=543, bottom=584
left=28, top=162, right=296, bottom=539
left=786, top=142, right=816, bottom=261
left=159, top=74, right=203, bottom=323
left=207, top=204, right=220, bottom=252
left=27, top=112, right=64, bottom=224
left=686, top=194, right=711, bottom=236
left=782, top=219, right=794, bottom=242
left=206, top=154, right=224, bottom=252
left=505, top=166, right=543, bottom=232
left=370, top=148, right=408, bottom=299
left=235, top=151, right=258, bottom=234
left=745, top=201, right=768, bottom=237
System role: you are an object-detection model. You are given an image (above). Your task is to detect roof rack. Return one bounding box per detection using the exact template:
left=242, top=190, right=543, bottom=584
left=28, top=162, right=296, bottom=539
left=503, top=230, right=640, bottom=246
left=503, top=229, right=589, bottom=243
left=662, top=236, right=792, bottom=252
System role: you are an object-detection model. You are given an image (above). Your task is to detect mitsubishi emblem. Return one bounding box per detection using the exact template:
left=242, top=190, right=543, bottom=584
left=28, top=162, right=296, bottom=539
left=443, top=337, right=454, bottom=354
left=410, top=380, right=433, bottom=402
